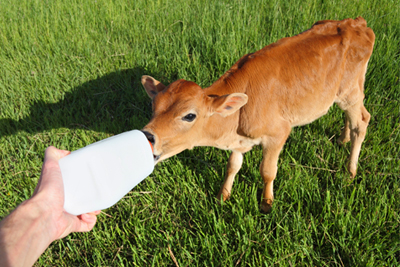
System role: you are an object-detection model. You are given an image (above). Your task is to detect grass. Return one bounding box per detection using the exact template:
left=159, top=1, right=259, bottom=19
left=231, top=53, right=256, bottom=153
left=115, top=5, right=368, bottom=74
left=0, top=0, right=399, bottom=265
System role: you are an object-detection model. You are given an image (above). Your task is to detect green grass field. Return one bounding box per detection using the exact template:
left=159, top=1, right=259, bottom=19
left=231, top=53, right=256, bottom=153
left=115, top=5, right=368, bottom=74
left=0, top=0, right=399, bottom=265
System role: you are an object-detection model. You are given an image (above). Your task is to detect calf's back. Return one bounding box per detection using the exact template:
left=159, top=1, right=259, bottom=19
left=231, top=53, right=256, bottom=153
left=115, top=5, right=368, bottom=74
left=205, top=17, right=375, bottom=138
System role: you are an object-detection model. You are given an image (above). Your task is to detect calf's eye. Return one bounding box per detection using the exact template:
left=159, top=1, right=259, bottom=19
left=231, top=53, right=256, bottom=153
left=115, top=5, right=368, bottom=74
left=182, top=113, right=196, bottom=122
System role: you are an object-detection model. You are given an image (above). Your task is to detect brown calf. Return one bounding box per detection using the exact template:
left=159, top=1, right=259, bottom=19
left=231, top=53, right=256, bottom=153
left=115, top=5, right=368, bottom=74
left=141, top=17, right=375, bottom=212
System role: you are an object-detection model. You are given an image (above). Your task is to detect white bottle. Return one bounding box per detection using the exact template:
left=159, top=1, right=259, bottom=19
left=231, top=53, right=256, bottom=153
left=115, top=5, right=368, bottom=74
left=59, top=130, right=154, bottom=215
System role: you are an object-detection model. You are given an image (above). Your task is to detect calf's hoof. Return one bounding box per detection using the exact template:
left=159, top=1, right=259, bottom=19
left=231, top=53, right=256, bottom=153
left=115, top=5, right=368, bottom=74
left=216, top=188, right=231, bottom=202
left=260, top=199, right=273, bottom=213
left=347, top=161, right=357, bottom=178
left=216, top=192, right=230, bottom=205
left=337, top=136, right=350, bottom=146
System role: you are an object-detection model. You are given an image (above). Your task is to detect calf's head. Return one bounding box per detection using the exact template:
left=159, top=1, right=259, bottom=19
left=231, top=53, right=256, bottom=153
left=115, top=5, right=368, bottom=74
left=141, top=75, right=248, bottom=164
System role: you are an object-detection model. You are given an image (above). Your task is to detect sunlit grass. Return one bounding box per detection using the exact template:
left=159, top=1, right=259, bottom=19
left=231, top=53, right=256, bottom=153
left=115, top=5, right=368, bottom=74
left=0, top=0, right=399, bottom=265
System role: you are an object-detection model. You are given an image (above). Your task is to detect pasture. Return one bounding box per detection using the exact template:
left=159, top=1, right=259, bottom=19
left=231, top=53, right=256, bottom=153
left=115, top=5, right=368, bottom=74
left=0, top=0, right=399, bottom=265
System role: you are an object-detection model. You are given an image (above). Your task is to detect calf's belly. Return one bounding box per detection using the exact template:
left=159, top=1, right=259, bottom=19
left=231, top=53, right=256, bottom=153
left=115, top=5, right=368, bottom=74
left=284, top=97, right=336, bottom=127
left=290, top=106, right=331, bottom=127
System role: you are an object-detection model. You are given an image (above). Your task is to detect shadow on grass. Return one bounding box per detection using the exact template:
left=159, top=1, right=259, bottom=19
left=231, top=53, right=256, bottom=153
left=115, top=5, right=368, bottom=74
left=0, top=67, right=166, bottom=137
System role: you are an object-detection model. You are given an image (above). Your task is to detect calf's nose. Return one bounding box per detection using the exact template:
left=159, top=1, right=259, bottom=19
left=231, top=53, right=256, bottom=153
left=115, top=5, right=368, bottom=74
left=141, top=130, right=155, bottom=146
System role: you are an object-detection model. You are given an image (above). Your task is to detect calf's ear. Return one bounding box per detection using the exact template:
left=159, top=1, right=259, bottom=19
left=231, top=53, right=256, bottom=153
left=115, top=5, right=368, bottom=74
left=211, top=93, right=248, bottom=117
left=141, top=75, right=166, bottom=99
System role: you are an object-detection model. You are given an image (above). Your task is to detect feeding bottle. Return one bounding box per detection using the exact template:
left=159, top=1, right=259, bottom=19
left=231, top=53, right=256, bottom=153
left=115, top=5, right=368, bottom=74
left=59, top=130, right=154, bottom=215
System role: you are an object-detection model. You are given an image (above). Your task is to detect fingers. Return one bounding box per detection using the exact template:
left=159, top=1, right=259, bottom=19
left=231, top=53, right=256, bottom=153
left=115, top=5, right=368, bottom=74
left=79, top=213, right=97, bottom=224
left=92, top=210, right=101, bottom=215
left=73, top=211, right=101, bottom=233
left=78, top=211, right=101, bottom=231
left=58, top=211, right=101, bottom=239
left=76, top=213, right=98, bottom=232
left=80, top=211, right=100, bottom=223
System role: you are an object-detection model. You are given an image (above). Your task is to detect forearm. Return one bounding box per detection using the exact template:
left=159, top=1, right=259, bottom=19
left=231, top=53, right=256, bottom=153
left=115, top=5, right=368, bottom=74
left=0, top=200, right=55, bottom=267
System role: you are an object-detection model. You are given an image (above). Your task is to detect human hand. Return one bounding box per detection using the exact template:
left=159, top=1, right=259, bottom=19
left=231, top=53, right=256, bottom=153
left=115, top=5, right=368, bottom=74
left=31, top=146, right=101, bottom=240
left=0, top=146, right=101, bottom=267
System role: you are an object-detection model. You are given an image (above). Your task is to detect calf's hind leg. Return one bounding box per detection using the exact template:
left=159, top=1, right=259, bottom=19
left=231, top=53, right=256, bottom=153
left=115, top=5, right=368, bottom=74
left=341, top=101, right=370, bottom=177
left=338, top=114, right=351, bottom=145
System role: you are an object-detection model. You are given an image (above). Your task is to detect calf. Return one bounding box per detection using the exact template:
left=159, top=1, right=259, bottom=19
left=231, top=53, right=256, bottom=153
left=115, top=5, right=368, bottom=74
left=141, top=17, right=375, bottom=212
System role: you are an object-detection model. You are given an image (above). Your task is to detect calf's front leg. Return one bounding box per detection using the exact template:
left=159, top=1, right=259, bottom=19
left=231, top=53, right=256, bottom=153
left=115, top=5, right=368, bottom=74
left=260, top=124, right=291, bottom=213
left=217, top=151, right=243, bottom=201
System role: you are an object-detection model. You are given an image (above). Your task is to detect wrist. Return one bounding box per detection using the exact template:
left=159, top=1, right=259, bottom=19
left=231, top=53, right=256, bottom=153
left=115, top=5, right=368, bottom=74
left=17, top=198, right=55, bottom=244
left=0, top=199, right=55, bottom=267
left=22, top=195, right=60, bottom=243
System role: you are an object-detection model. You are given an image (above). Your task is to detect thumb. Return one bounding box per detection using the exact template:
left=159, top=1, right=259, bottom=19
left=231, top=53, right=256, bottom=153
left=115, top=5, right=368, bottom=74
left=44, top=146, right=71, bottom=162
left=33, top=146, right=70, bottom=197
